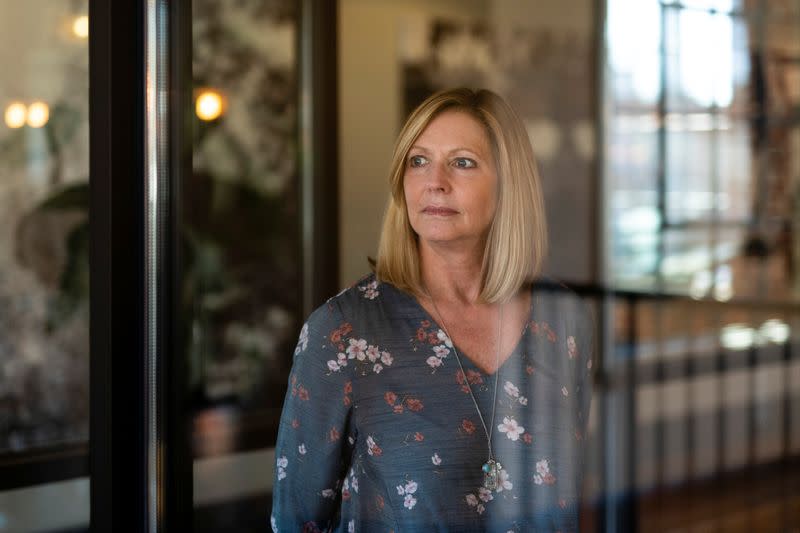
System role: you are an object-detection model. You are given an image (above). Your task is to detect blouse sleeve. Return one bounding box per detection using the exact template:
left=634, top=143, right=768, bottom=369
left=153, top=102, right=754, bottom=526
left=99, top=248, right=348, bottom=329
left=271, top=300, right=356, bottom=532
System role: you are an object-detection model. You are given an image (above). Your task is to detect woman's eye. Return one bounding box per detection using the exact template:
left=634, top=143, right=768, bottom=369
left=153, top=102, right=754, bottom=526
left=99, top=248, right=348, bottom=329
left=408, top=155, right=428, bottom=167
left=453, top=158, right=477, bottom=169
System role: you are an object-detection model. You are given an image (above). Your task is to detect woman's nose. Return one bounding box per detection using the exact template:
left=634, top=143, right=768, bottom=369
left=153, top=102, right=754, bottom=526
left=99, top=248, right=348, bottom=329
left=426, top=161, right=450, bottom=192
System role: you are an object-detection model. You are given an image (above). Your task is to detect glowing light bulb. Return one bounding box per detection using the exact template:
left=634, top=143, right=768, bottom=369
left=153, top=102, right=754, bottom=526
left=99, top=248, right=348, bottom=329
left=4, top=102, right=27, bottom=129
left=27, top=102, right=50, bottom=128
left=73, top=15, right=89, bottom=39
left=196, top=90, right=225, bottom=121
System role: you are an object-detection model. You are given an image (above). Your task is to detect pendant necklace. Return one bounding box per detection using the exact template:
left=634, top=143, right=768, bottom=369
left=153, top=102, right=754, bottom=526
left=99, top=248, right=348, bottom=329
left=425, top=288, right=504, bottom=490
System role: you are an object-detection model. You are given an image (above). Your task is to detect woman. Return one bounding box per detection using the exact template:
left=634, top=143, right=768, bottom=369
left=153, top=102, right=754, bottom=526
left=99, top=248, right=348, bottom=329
left=271, top=88, right=593, bottom=532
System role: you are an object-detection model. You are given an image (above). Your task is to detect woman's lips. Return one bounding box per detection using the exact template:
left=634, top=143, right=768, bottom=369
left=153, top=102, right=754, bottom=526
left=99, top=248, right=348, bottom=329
left=422, top=206, right=458, bottom=216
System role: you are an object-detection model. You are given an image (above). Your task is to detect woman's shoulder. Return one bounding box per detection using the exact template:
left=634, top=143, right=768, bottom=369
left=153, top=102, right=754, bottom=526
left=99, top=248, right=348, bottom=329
left=309, top=273, right=399, bottom=325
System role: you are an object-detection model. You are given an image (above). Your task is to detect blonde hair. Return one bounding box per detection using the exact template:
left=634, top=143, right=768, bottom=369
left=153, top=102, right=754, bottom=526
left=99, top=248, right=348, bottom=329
left=375, top=88, right=548, bottom=303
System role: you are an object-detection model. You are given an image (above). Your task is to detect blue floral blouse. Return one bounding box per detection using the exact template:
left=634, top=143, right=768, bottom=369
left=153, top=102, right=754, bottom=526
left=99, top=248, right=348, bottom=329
left=271, top=274, right=594, bottom=532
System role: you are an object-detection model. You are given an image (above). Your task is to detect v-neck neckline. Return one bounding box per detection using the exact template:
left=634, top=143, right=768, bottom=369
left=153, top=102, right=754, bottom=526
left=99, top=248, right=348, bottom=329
left=403, top=284, right=537, bottom=377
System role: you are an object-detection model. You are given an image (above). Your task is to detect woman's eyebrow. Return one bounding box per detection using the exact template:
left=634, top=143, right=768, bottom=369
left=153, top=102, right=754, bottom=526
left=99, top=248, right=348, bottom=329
left=409, top=145, right=482, bottom=156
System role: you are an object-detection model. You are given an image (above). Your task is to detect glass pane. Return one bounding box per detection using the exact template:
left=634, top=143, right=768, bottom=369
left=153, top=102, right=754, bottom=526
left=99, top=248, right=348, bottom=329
left=0, top=0, right=90, bottom=531
left=191, top=0, right=298, bottom=529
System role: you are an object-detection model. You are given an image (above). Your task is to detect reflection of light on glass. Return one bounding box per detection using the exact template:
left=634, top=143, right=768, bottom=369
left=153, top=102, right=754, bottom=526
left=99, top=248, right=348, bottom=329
left=72, top=15, right=89, bottom=39
left=4, top=102, right=27, bottom=128
left=607, top=0, right=661, bottom=102
left=27, top=102, right=50, bottom=128
left=196, top=90, right=224, bottom=121
left=720, top=323, right=755, bottom=350
left=678, top=2, right=733, bottom=106
left=690, top=269, right=711, bottom=299
left=609, top=0, right=735, bottom=106
left=713, top=264, right=733, bottom=301
left=759, top=319, right=789, bottom=344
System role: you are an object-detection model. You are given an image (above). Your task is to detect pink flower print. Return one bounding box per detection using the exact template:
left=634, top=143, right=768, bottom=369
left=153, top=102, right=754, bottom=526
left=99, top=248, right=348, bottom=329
left=346, top=338, right=368, bottom=360
left=366, top=435, right=382, bottom=456
left=427, top=332, right=439, bottom=345
left=427, top=356, right=443, bottom=369
left=344, top=382, right=353, bottom=394
left=296, top=386, right=309, bottom=401
left=476, top=504, right=485, bottom=514
left=329, top=322, right=351, bottom=344
left=384, top=391, right=397, bottom=405
left=543, top=323, right=556, bottom=342
left=298, top=444, right=306, bottom=455
left=456, top=370, right=483, bottom=393
left=461, top=419, right=476, bottom=435
left=337, top=352, right=348, bottom=365
left=414, top=432, right=424, bottom=441
left=503, top=380, right=519, bottom=398
left=496, top=469, right=513, bottom=491
left=416, top=328, right=427, bottom=341
left=466, top=370, right=483, bottom=385
left=405, top=398, right=424, bottom=412
left=523, top=433, right=533, bottom=444
left=358, top=279, right=380, bottom=299
left=530, top=321, right=540, bottom=334
left=329, top=427, right=340, bottom=442
left=465, top=494, right=478, bottom=507
left=534, top=459, right=556, bottom=485
left=393, top=404, right=404, bottom=414
left=327, top=360, right=341, bottom=372
left=295, top=323, right=309, bottom=355
left=276, top=455, right=288, bottom=480
left=478, top=487, right=494, bottom=502
left=404, top=494, right=417, bottom=509
left=421, top=319, right=431, bottom=328
left=397, top=480, right=419, bottom=510
left=321, top=488, right=335, bottom=499
left=518, top=396, right=528, bottom=406
left=567, top=335, right=578, bottom=359
left=525, top=365, right=535, bottom=375
left=498, top=416, right=525, bottom=441
left=373, top=363, right=383, bottom=374
left=433, top=345, right=450, bottom=358
left=561, top=386, right=569, bottom=397
left=380, top=351, right=393, bottom=366
left=291, top=418, right=300, bottom=429
left=432, top=453, right=442, bottom=465
left=366, top=345, right=380, bottom=362
left=437, top=329, right=453, bottom=348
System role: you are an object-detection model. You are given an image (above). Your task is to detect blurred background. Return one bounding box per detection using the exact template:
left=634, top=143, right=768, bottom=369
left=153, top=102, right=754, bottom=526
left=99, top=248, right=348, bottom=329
left=1, top=0, right=799, bottom=531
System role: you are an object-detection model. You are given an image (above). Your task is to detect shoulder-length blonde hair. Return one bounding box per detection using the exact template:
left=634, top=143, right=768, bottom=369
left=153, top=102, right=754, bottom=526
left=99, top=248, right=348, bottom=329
left=375, top=88, right=548, bottom=303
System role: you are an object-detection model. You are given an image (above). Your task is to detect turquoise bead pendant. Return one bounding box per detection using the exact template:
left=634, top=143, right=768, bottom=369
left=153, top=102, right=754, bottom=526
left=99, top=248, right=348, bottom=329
left=482, top=459, right=502, bottom=490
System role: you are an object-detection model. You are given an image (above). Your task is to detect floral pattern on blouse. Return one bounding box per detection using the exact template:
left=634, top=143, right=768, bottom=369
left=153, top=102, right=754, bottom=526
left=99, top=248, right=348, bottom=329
left=271, top=274, right=594, bottom=532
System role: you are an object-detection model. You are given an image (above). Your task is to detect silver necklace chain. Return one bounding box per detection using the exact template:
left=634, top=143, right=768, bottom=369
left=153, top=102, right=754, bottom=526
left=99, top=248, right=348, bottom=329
left=424, top=290, right=503, bottom=464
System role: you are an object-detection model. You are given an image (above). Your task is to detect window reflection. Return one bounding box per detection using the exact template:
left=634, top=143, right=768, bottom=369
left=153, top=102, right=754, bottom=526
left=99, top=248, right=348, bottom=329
left=606, top=0, right=799, bottom=300
left=190, top=0, right=298, bottom=457
left=0, top=0, right=90, bottom=454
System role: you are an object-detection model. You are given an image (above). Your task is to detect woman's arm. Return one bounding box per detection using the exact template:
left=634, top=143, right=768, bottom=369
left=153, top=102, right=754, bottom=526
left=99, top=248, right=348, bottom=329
left=271, top=301, right=355, bottom=532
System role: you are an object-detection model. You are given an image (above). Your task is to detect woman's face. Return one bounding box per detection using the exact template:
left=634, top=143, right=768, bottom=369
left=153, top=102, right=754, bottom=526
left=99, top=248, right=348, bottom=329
left=403, top=110, right=499, bottom=252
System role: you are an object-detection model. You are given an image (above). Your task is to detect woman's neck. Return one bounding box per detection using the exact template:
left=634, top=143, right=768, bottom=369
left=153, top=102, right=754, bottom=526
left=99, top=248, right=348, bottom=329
left=419, top=240, right=486, bottom=307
